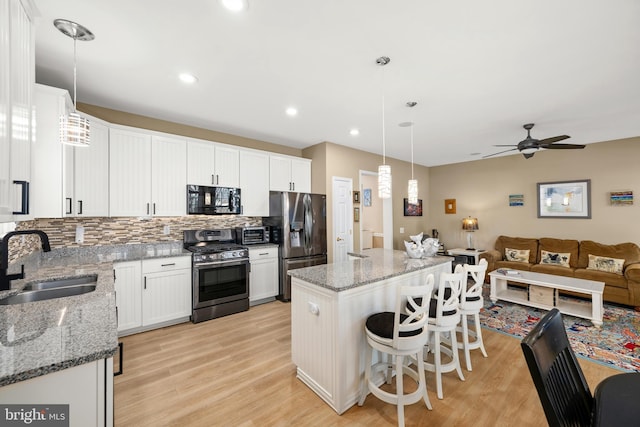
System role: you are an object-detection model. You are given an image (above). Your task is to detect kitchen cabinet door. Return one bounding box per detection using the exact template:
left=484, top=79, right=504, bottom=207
left=269, top=154, right=312, bottom=193
left=187, top=138, right=239, bottom=187
left=0, top=0, right=36, bottom=222
left=72, top=119, right=109, bottom=216
left=109, top=127, right=152, bottom=216
left=114, top=261, right=143, bottom=332
left=239, top=149, right=269, bottom=216
left=142, top=257, right=191, bottom=326
left=151, top=134, right=186, bottom=216
left=249, top=246, right=278, bottom=304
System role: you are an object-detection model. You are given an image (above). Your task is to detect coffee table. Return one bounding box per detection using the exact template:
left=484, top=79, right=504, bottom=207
left=489, top=269, right=605, bottom=327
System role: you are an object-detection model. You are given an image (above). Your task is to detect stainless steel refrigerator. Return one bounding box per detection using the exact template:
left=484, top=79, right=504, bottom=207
left=264, top=191, right=327, bottom=301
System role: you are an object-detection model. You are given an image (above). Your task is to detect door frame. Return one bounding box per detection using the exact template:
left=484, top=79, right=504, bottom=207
left=359, top=169, right=393, bottom=250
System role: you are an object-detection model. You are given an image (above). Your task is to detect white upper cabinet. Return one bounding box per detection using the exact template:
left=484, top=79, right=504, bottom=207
left=109, top=127, right=152, bottom=217
left=151, top=134, right=186, bottom=216
left=187, top=139, right=239, bottom=187
left=239, top=149, right=269, bottom=216
left=32, top=84, right=109, bottom=218
left=109, top=126, right=186, bottom=217
left=0, top=0, right=36, bottom=222
left=269, top=154, right=311, bottom=193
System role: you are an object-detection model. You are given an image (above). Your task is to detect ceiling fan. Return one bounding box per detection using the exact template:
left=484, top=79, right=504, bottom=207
left=483, top=123, right=585, bottom=159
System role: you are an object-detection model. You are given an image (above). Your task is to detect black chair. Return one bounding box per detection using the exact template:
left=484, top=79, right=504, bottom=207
left=521, top=308, right=640, bottom=427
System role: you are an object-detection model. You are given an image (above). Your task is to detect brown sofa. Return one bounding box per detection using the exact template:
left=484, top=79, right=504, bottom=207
left=479, top=236, right=640, bottom=307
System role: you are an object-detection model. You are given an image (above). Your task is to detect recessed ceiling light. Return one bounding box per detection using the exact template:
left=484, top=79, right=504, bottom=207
left=179, top=73, right=198, bottom=84
left=286, top=107, right=298, bottom=117
left=350, top=129, right=360, bottom=136
left=221, top=0, right=248, bottom=12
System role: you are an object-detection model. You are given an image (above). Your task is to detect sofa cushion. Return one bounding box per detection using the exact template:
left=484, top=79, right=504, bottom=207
left=540, top=250, right=571, bottom=268
left=587, top=254, right=624, bottom=275
left=495, top=260, right=533, bottom=272
left=539, top=238, right=579, bottom=268
left=495, top=236, right=539, bottom=263
left=575, top=268, right=629, bottom=289
left=505, top=248, right=530, bottom=263
left=578, top=240, right=640, bottom=269
left=531, top=264, right=576, bottom=277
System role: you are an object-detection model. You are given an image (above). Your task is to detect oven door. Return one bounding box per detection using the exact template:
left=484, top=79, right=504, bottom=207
left=193, top=258, right=250, bottom=309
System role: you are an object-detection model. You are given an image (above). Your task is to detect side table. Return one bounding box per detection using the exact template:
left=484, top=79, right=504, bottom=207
left=446, top=248, right=485, bottom=265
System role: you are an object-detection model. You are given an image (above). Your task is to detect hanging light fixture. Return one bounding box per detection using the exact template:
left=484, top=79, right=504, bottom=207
left=406, top=101, right=419, bottom=205
left=376, top=56, right=391, bottom=199
left=54, top=19, right=95, bottom=147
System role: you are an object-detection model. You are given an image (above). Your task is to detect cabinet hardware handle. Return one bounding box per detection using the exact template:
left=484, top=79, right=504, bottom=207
left=146, top=203, right=150, bottom=215
left=153, top=203, right=156, bottom=215
left=259, top=253, right=269, bottom=256
left=161, top=263, right=176, bottom=267
left=292, top=182, right=295, bottom=191
left=66, top=197, right=73, bottom=215
left=144, top=276, right=146, bottom=289
left=12, top=181, right=29, bottom=215
left=78, top=200, right=83, bottom=215
left=212, top=174, right=215, bottom=185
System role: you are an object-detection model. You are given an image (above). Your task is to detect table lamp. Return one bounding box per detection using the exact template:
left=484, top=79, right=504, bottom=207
left=462, top=217, right=479, bottom=250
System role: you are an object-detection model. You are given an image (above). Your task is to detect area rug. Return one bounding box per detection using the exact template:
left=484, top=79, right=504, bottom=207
left=479, top=287, right=640, bottom=372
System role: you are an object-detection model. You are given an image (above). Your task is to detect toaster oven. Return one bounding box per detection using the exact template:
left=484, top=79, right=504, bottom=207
left=236, top=226, right=270, bottom=245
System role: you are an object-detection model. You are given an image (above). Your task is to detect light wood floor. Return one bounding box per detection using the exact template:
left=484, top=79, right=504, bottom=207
left=114, top=300, right=620, bottom=427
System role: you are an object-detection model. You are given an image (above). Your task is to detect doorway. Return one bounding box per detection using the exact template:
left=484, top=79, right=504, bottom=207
left=359, top=170, right=393, bottom=251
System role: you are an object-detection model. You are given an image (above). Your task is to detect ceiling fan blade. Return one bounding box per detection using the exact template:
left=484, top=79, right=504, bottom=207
left=537, top=135, right=570, bottom=145
left=539, top=143, right=586, bottom=150
left=492, top=144, right=518, bottom=147
left=482, top=148, right=517, bottom=158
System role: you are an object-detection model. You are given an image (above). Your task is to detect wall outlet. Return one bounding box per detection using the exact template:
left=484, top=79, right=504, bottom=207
left=163, top=225, right=171, bottom=235
left=400, top=227, right=405, bottom=234
left=75, top=226, right=85, bottom=244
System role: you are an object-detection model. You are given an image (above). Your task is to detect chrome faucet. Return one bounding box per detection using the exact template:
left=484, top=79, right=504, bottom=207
left=0, top=230, right=51, bottom=291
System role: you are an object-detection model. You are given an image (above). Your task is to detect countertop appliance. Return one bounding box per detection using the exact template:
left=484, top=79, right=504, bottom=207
left=183, top=229, right=249, bottom=323
left=263, top=191, right=327, bottom=301
left=236, top=226, right=270, bottom=245
left=187, top=185, right=241, bottom=215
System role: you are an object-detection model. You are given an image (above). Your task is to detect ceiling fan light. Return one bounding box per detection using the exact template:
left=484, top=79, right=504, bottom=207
left=521, top=147, right=537, bottom=154
left=60, top=112, right=90, bottom=147
left=378, top=164, right=391, bottom=199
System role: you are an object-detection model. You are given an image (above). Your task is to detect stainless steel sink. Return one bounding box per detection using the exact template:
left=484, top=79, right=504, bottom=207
left=22, top=274, right=98, bottom=291
left=0, top=276, right=98, bottom=305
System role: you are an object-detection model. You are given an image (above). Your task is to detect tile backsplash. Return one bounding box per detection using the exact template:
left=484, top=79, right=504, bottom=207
left=10, top=215, right=262, bottom=262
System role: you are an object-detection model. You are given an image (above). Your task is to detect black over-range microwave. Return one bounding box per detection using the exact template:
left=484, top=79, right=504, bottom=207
left=187, top=185, right=242, bottom=215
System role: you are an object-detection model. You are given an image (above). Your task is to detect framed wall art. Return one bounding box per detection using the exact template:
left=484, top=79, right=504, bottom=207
left=509, top=194, right=524, bottom=207
left=354, top=207, right=360, bottom=222
left=363, top=188, right=372, bottom=207
left=404, top=198, right=423, bottom=216
left=444, top=199, right=456, bottom=214
left=610, top=190, right=633, bottom=205
left=353, top=191, right=360, bottom=204
left=537, top=179, right=591, bottom=219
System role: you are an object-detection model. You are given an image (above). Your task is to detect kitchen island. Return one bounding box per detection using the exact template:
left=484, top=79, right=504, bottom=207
left=288, top=248, right=451, bottom=414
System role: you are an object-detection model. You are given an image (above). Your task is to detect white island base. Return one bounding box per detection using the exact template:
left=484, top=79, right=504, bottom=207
left=290, top=251, right=451, bottom=415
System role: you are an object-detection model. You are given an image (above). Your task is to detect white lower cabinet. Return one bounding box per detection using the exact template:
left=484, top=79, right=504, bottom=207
left=0, top=358, right=114, bottom=427
left=114, top=256, right=191, bottom=335
left=249, top=246, right=278, bottom=305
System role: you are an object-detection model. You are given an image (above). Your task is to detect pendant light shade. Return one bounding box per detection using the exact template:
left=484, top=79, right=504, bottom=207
left=378, top=164, right=392, bottom=199
left=376, top=56, right=391, bottom=199
left=54, top=19, right=94, bottom=147
left=405, top=101, right=419, bottom=205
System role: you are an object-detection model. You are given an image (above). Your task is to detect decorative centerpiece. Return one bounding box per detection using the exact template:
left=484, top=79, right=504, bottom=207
left=404, top=233, right=441, bottom=258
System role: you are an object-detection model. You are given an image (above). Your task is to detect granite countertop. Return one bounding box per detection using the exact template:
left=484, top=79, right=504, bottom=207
left=0, top=242, right=190, bottom=387
left=287, top=248, right=453, bottom=292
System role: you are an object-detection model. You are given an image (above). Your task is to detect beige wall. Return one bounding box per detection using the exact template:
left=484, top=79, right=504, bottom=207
left=310, top=142, right=430, bottom=262
left=427, top=137, right=640, bottom=252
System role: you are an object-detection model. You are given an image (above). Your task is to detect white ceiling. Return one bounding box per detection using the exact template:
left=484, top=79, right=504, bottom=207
left=33, top=0, right=640, bottom=167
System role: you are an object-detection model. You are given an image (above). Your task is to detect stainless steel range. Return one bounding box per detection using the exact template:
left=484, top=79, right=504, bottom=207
left=183, top=229, right=250, bottom=323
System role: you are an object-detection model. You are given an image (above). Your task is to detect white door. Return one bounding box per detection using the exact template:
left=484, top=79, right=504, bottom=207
left=332, top=176, right=352, bottom=263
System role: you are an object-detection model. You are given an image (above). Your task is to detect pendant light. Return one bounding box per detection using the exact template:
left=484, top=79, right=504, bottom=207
left=376, top=56, right=391, bottom=199
left=406, top=101, right=418, bottom=205
left=55, top=19, right=95, bottom=147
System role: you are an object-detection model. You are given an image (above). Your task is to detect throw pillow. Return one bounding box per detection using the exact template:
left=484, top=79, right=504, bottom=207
left=505, top=248, right=530, bottom=263
left=587, top=254, right=624, bottom=275
left=540, top=250, right=571, bottom=268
